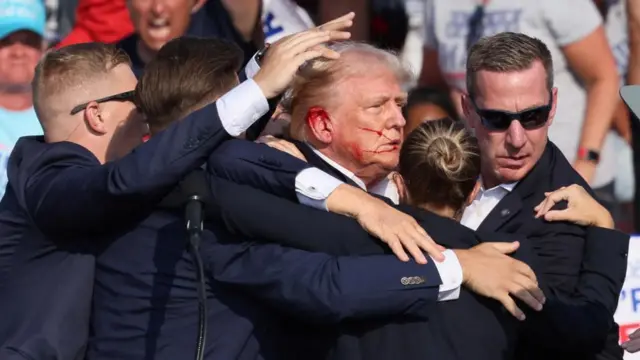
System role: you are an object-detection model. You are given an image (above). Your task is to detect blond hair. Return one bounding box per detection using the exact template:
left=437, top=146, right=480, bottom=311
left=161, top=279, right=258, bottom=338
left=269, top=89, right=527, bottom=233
left=284, top=41, right=410, bottom=139
left=32, top=43, right=131, bottom=126
left=399, top=118, right=480, bottom=213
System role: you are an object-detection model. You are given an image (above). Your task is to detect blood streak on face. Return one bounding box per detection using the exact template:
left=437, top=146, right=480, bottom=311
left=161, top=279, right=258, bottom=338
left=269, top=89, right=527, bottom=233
left=357, top=127, right=398, bottom=154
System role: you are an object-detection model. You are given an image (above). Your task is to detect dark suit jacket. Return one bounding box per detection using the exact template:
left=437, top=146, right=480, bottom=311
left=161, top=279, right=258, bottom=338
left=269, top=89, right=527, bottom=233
left=208, top=139, right=630, bottom=360
left=473, top=141, right=628, bottom=360
left=0, top=101, right=237, bottom=360
left=207, top=141, right=517, bottom=360
left=88, top=146, right=443, bottom=360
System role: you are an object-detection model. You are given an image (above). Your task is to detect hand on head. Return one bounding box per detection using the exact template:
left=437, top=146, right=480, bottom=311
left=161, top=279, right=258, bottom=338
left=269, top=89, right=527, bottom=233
left=253, top=13, right=354, bottom=99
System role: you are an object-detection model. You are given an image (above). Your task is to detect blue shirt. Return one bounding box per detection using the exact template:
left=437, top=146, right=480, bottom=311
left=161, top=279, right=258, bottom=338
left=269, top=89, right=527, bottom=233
left=0, top=107, right=43, bottom=199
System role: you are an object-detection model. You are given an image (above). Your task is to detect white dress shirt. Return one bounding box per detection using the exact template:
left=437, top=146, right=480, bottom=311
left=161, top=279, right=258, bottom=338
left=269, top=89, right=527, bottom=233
left=460, top=181, right=519, bottom=231
left=293, top=144, right=462, bottom=301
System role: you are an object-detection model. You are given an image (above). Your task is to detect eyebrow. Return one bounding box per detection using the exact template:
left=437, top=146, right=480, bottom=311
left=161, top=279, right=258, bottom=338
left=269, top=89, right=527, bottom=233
left=365, top=93, right=409, bottom=104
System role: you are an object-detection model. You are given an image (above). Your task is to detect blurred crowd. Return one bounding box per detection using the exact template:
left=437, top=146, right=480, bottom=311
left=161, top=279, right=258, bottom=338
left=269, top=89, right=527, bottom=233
left=0, top=0, right=638, bottom=232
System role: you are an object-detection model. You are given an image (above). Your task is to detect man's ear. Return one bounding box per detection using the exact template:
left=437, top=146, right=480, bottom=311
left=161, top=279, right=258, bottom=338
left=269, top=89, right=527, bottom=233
left=461, top=94, right=475, bottom=128
left=192, top=0, right=206, bottom=13
left=84, top=101, right=108, bottom=135
left=306, top=106, right=334, bottom=144
left=548, top=87, right=558, bottom=127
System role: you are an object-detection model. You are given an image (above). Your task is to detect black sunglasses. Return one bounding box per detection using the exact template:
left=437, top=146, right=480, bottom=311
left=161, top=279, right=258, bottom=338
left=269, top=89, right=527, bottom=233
left=471, top=91, right=553, bottom=131
left=70, top=90, right=136, bottom=115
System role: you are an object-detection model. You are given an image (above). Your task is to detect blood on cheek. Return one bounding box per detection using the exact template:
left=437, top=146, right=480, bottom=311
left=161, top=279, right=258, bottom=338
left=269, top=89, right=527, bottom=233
left=352, top=127, right=398, bottom=155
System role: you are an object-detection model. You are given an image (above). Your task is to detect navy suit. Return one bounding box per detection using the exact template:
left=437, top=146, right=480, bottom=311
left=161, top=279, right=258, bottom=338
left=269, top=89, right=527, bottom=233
left=88, top=139, right=445, bottom=360
left=207, top=139, right=629, bottom=360
left=475, top=142, right=628, bottom=360
left=0, top=102, right=238, bottom=360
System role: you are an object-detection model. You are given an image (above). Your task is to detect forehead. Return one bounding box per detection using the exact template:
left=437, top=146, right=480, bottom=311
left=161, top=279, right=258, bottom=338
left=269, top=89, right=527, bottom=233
left=339, top=63, right=405, bottom=102
left=474, top=62, right=549, bottom=110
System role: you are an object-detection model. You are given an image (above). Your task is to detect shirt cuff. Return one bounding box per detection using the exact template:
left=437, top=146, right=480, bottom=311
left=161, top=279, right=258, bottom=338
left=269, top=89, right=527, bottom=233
left=216, top=79, right=269, bottom=137
left=433, top=249, right=463, bottom=302
left=295, top=167, right=343, bottom=211
left=244, top=54, right=261, bottom=79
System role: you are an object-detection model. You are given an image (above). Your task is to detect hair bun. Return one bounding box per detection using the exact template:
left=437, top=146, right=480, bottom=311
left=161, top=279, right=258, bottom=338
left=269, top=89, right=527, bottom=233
left=426, top=136, right=465, bottom=180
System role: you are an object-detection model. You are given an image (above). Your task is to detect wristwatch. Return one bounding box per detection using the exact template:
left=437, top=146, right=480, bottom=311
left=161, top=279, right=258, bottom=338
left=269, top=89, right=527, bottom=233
left=255, top=43, right=271, bottom=66
left=577, top=147, right=600, bottom=164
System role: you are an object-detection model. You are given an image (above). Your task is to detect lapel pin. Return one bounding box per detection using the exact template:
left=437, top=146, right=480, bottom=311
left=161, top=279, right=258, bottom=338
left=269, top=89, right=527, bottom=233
left=500, top=209, right=511, bottom=217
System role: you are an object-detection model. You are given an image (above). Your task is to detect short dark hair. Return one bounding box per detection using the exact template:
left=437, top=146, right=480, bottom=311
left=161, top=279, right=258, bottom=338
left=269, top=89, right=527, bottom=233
left=136, top=37, right=243, bottom=134
left=403, top=86, right=458, bottom=121
left=399, top=118, right=480, bottom=215
left=466, top=32, right=553, bottom=98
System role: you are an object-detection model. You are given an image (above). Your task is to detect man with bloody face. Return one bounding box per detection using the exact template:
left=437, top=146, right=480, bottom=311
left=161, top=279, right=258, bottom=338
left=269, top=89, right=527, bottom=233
left=286, top=42, right=408, bottom=203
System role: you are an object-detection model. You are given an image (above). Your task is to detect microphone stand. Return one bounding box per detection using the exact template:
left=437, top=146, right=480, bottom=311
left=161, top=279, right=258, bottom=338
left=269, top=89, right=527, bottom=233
left=185, top=195, right=207, bottom=360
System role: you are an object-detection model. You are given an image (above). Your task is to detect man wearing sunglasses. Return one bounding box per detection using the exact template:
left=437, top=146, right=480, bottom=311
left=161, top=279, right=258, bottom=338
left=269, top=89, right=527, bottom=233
left=460, top=32, right=628, bottom=360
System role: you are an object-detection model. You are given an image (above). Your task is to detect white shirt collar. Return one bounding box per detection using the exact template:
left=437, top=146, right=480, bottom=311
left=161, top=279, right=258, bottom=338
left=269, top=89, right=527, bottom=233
left=307, top=144, right=399, bottom=204
left=479, top=178, right=518, bottom=194
left=308, top=144, right=367, bottom=189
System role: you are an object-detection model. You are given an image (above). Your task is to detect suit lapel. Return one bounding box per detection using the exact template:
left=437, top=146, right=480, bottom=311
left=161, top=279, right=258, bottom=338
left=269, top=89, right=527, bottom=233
left=476, top=193, right=523, bottom=233
left=476, top=142, right=554, bottom=233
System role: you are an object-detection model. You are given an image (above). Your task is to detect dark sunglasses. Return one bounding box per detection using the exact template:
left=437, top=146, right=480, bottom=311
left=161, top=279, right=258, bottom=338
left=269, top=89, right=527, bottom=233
left=471, top=92, right=553, bottom=131
left=70, top=90, right=136, bottom=115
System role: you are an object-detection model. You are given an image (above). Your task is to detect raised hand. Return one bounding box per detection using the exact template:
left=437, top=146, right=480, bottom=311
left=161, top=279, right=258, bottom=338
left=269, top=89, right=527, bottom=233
left=253, top=13, right=354, bottom=98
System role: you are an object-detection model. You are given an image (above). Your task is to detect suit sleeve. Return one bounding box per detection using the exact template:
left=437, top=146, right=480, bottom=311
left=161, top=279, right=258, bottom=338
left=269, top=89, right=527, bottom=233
left=24, top=80, right=269, bottom=236
left=201, top=229, right=442, bottom=323
left=208, top=140, right=311, bottom=200
left=208, top=176, right=388, bottom=256
left=509, top=227, right=629, bottom=351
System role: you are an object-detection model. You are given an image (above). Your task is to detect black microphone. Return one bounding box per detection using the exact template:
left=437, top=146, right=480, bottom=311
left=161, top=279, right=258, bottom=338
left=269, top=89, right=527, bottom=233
left=158, top=170, right=211, bottom=360
left=185, top=195, right=204, bottom=247
left=184, top=193, right=207, bottom=360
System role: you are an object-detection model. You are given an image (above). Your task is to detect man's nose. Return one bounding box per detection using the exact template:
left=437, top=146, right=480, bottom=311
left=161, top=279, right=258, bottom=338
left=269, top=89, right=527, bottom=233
left=388, top=103, right=406, bottom=128
left=150, top=0, right=167, bottom=15
left=506, top=120, right=527, bottom=149
left=6, top=42, right=28, bottom=58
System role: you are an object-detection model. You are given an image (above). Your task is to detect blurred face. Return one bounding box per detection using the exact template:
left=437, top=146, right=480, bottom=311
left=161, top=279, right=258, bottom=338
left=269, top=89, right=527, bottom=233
left=97, top=64, right=146, bottom=160
left=0, top=31, right=43, bottom=88
left=325, top=63, right=406, bottom=176
left=463, top=61, right=556, bottom=188
left=128, top=0, right=199, bottom=52
left=404, top=103, right=449, bottom=137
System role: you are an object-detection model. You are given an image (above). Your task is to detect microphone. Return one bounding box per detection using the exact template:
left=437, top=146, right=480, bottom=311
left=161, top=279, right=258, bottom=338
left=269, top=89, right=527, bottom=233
left=185, top=195, right=204, bottom=247
left=158, top=170, right=210, bottom=360
left=181, top=172, right=211, bottom=360
left=184, top=193, right=207, bottom=360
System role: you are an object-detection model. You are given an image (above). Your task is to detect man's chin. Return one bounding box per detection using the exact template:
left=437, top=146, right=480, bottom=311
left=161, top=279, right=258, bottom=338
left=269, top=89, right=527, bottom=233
left=497, top=166, right=531, bottom=183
